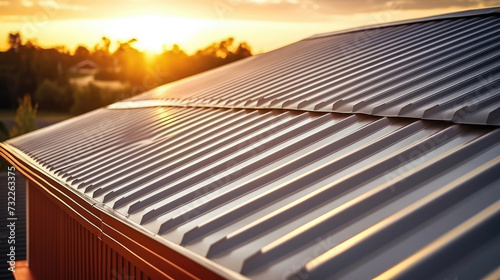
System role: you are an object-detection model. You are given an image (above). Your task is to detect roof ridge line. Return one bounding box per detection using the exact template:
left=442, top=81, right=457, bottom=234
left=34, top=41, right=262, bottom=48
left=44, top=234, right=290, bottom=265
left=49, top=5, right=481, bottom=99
left=306, top=6, right=500, bottom=40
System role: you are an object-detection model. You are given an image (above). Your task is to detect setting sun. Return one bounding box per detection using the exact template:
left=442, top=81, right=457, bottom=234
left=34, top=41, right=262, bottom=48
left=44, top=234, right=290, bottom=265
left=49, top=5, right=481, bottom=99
left=92, top=15, right=219, bottom=53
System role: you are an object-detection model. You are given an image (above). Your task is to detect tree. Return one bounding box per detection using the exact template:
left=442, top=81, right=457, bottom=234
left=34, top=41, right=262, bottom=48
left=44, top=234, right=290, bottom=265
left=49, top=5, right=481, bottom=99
left=94, top=37, right=111, bottom=54
left=10, top=95, right=38, bottom=138
left=74, top=45, right=90, bottom=60
left=91, top=37, right=113, bottom=71
left=34, top=79, right=73, bottom=113
left=70, top=83, right=103, bottom=115
left=70, top=82, right=133, bottom=115
left=234, top=42, right=252, bottom=59
left=1, top=32, right=253, bottom=113
left=0, top=121, right=9, bottom=141
left=8, top=32, right=21, bottom=52
left=112, top=38, right=146, bottom=86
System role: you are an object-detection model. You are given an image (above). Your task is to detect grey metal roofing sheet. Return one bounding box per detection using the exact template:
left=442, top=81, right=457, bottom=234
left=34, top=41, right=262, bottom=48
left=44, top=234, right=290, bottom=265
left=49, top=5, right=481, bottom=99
left=126, top=7, right=500, bottom=126
left=5, top=106, right=500, bottom=279
left=3, top=7, right=500, bottom=280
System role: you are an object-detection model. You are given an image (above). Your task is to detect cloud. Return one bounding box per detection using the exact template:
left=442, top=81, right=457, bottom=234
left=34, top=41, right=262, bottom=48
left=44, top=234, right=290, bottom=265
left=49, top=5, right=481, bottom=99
left=38, top=0, right=88, bottom=11
left=0, top=0, right=122, bottom=21
left=21, top=0, right=33, bottom=7
left=189, top=0, right=500, bottom=22
left=0, top=0, right=499, bottom=23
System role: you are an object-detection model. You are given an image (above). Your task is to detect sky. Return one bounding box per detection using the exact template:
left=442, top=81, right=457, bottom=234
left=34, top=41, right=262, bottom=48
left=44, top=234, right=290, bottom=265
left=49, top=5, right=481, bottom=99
left=1, top=0, right=500, bottom=54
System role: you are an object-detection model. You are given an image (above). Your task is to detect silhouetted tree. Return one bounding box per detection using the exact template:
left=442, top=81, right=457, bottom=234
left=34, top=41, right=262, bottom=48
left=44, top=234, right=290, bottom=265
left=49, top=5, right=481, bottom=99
left=113, top=38, right=147, bottom=86
left=74, top=45, right=90, bottom=61
left=91, top=37, right=113, bottom=71
left=10, top=95, right=37, bottom=138
left=35, top=79, right=73, bottom=113
left=8, top=32, right=21, bottom=52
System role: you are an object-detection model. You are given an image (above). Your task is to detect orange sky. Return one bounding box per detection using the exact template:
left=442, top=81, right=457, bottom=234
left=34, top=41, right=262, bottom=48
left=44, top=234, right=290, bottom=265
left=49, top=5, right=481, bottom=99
left=1, top=0, right=500, bottom=54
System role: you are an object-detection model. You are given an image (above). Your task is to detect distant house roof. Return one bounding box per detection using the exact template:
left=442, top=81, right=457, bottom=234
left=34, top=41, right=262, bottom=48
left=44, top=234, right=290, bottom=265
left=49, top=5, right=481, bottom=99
left=2, top=7, right=500, bottom=280
left=69, top=59, right=99, bottom=74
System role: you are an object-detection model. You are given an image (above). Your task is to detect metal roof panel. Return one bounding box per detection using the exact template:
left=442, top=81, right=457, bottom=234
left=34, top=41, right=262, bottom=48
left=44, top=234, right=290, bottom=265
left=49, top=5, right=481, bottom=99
left=3, top=7, right=500, bottom=279
left=123, top=10, right=500, bottom=126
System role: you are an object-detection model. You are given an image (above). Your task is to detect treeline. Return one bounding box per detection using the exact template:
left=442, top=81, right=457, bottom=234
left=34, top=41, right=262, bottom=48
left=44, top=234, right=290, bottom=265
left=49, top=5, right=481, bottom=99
left=0, top=33, right=252, bottom=114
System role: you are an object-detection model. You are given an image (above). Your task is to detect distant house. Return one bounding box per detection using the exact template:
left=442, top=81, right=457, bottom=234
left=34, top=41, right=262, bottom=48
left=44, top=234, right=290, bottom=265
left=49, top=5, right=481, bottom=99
left=69, top=59, right=127, bottom=89
left=69, top=59, right=99, bottom=75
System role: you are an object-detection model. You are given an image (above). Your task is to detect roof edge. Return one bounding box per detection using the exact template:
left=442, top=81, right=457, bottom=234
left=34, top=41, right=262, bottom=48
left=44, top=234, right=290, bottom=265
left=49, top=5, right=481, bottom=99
left=307, top=6, right=500, bottom=40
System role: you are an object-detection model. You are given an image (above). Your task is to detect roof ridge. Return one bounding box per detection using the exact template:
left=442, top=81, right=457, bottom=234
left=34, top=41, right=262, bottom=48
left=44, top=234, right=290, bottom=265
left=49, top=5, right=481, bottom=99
left=306, top=6, right=500, bottom=40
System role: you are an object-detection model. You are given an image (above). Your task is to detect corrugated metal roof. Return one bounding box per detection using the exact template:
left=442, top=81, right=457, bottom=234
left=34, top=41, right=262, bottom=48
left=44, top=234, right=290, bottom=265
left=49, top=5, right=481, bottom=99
left=5, top=105, right=500, bottom=279
left=3, top=7, right=500, bottom=280
left=125, top=7, right=500, bottom=126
